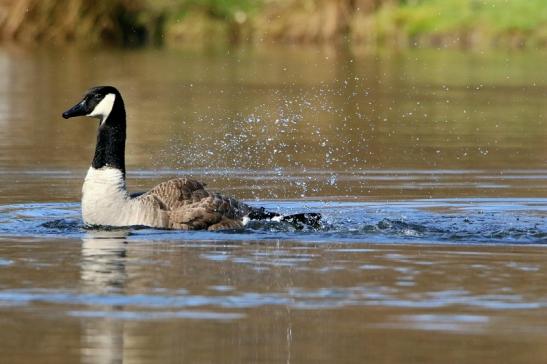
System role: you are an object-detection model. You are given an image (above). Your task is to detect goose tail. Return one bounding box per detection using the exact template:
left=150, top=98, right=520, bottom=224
left=246, top=207, right=321, bottom=229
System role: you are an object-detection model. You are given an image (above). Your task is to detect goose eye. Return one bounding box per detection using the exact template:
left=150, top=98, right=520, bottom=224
left=94, top=94, right=102, bottom=100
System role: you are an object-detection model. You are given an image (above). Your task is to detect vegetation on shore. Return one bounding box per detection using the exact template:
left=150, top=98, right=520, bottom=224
left=0, top=0, right=162, bottom=46
left=366, top=0, right=547, bottom=49
left=1, top=0, right=546, bottom=49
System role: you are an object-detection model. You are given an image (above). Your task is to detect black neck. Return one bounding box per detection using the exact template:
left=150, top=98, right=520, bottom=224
left=91, top=100, right=126, bottom=176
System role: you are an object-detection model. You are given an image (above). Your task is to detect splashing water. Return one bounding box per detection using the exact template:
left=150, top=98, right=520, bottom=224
left=0, top=198, right=545, bottom=244
left=157, top=84, right=373, bottom=199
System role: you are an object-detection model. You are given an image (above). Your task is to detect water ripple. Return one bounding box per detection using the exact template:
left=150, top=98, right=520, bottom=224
left=0, top=286, right=544, bottom=312
left=0, top=199, right=545, bottom=244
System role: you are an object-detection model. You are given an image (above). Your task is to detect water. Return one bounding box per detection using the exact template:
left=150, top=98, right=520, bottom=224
left=1, top=197, right=546, bottom=244
left=1, top=46, right=547, bottom=363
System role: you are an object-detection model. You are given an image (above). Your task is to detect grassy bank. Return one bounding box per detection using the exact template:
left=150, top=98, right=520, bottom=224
left=1, top=0, right=547, bottom=49
left=363, top=0, right=547, bottom=48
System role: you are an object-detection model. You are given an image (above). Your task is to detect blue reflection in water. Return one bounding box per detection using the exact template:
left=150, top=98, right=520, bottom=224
left=0, top=198, right=545, bottom=244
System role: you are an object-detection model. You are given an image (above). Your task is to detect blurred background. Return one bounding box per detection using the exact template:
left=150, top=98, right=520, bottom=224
left=1, top=0, right=547, bottom=49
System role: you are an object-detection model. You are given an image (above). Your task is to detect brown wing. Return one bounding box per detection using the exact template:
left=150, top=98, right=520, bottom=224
left=139, top=178, right=209, bottom=210
left=138, top=178, right=251, bottom=230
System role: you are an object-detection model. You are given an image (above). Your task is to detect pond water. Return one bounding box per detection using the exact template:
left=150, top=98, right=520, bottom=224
left=0, top=46, right=546, bottom=363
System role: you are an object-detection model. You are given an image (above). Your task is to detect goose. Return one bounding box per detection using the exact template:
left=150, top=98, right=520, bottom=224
left=62, top=86, right=321, bottom=231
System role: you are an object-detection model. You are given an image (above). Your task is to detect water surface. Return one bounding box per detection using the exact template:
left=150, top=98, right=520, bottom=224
left=0, top=46, right=546, bottom=363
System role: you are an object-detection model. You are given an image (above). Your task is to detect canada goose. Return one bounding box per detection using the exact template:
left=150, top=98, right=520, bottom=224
left=62, top=86, right=321, bottom=231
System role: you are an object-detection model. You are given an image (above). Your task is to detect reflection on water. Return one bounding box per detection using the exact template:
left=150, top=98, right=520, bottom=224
left=0, top=47, right=546, bottom=198
left=0, top=46, right=547, bottom=363
left=81, top=231, right=128, bottom=364
left=1, top=238, right=547, bottom=363
left=81, top=230, right=128, bottom=290
left=0, top=198, right=546, bottom=243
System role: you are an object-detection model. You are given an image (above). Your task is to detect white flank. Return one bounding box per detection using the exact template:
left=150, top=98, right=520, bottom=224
left=82, top=167, right=168, bottom=228
left=88, top=93, right=116, bottom=124
left=242, top=216, right=250, bottom=226
left=82, top=167, right=129, bottom=226
left=271, top=215, right=283, bottom=222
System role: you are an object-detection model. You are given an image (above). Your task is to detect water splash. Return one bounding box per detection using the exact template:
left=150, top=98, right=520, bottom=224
left=0, top=198, right=546, bottom=244
left=158, top=83, right=373, bottom=199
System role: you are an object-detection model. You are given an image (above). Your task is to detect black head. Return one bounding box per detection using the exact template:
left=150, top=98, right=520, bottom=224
left=63, top=86, right=127, bottom=174
left=62, top=86, right=123, bottom=122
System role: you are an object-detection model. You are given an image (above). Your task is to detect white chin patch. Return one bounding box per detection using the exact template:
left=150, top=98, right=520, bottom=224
left=88, top=93, right=116, bottom=123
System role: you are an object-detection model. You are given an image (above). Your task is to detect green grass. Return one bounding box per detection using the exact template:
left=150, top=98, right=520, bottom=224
left=374, top=0, right=547, bottom=45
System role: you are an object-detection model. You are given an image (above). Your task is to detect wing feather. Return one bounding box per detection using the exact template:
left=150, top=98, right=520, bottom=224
left=137, top=177, right=250, bottom=230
